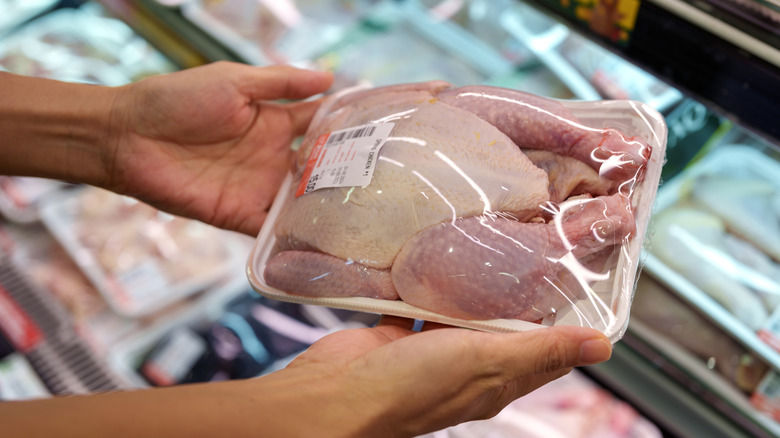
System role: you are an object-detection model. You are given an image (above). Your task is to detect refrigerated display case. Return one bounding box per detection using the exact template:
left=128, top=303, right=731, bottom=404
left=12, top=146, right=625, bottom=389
left=124, top=1, right=778, bottom=436
left=2, top=0, right=780, bottom=436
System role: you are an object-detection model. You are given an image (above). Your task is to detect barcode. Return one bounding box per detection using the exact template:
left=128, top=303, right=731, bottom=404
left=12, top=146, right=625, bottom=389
left=326, top=125, right=377, bottom=145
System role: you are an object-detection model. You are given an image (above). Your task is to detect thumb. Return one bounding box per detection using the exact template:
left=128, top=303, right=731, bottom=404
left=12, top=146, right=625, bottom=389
left=490, top=326, right=612, bottom=379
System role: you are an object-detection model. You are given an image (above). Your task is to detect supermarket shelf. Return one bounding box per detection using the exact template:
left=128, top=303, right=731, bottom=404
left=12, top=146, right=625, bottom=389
left=644, top=255, right=780, bottom=373
left=642, top=144, right=780, bottom=375
left=521, top=0, right=780, bottom=147
left=630, top=317, right=780, bottom=437
left=94, top=0, right=244, bottom=68
left=586, top=332, right=769, bottom=438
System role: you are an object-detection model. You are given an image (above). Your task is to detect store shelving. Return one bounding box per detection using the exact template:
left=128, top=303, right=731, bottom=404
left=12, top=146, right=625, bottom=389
left=3, top=1, right=780, bottom=436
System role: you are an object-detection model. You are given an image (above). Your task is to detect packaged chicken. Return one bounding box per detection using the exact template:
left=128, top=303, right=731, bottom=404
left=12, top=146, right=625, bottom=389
left=182, top=0, right=369, bottom=65
left=424, top=369, right=662, bottom=438
left=644, top=145, right=780, bottom=350
left=0, top=5, right=174, bottom=86
left=40, top=187, right=244, bottom=318
left=247, top=82, right=666, bottom=339
left=0, top=176, right=69, bottom=223
left=0, top=0, right=57, bottom=34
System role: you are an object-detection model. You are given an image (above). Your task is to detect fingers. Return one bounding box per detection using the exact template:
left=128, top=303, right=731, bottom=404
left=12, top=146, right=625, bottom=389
left=226, top=62, right=334, bottom=102
left=484, top=326, right=612, bottom=379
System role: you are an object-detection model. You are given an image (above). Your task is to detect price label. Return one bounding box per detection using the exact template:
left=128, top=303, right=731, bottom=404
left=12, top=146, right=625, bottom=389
left=296, top=123, right=394, bottom=197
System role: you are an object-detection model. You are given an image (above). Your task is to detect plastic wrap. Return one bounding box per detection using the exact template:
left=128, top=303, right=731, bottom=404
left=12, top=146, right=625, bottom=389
left=644, top=145, right=780, bottom=364
left=424, top=369, right=662, bottom=438
left=182, top=0, right=370, bottom=65
left=106, top=294, right=377, bottom=388
left=0, top=177, right=68, bottom=223
left=0, top=0, right=57, bottom=35
left=247, top=82, right=666, bottom=340
left=39, top=187, right=244, bottom=318
left=0, top=6, right=175, bottom=85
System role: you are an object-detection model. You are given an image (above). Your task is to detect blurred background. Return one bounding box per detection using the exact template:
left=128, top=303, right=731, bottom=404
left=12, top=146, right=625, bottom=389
left=0, top=0, right=779, bottom=436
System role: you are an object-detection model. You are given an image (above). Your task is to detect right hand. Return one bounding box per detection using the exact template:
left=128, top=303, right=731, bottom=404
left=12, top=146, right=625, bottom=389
left=284, top=316, right=612, bottom=437
left=104, top=61, right=333, bottom=236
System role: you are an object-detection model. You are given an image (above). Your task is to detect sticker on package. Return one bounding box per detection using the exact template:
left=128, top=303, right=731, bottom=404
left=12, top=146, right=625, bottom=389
left=296, top=123, right=394, bottom=197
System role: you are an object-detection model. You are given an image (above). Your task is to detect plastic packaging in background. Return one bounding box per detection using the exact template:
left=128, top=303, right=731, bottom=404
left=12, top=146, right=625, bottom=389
left=313, top=22, right=487, bottom=90
left=0, top=0, right=57, bottom=35
left=0, top=353, right=51, bottom=401
left=459, top=0, right=538, bottom=66
left=631, top=275, right=769, bottom=395
left=0, top=219, right=252, bottom=355
left=643, top=145, right=780, bottom=368
left=38, top=187, right=245, bottom=318
left=629, top=275, right=780, bottom=433
left=0, top=177, right=70, bottom=223
left=101, top=274, right=253, bottom=388
left=248, top=82, right=667, bottom=341
left=182, top=0, right=374, bottom=65
left=422, top=369, right=663, bottom=438
left=753, top=370, right=780, bottom=424
left=0, top=5, right=175, bottom=85
left=107, top=293, right=378, bottom=388
left=559, top=36, right=683, bottom=112
left=312, top=1, right=514, bottom=89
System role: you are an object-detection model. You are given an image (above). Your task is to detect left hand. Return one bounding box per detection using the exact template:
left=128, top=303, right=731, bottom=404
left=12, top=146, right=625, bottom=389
left=280, top=316, right=613, bottom=437
left=105, top=61, right=334, bottom=236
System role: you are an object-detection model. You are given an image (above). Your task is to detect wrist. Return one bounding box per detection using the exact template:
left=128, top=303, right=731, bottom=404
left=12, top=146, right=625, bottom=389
left=248, top=367, right=384, bottom=438
left=0, top=72, right=122, bottom=186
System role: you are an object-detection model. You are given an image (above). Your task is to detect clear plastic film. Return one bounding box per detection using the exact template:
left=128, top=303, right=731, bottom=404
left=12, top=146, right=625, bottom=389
left=247, top=82, right=667, bottom=341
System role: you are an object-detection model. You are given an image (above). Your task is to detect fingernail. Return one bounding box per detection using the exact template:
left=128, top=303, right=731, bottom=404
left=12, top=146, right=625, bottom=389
left=579, top=339, right=612, bottom=365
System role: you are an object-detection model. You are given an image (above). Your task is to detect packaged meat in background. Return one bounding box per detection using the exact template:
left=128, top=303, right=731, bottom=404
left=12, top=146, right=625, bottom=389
left=0, top=215, right=252, bottom=355
left=247, top=81, right=667, bottom=340
left=630, top=274, right=780, bottom=432
left=0, top=353, right=50, bottom=401
left=631, top=275, right=769, bottom=395
left=644, top=145, right=780, bottom=347
left=422, top=369, right=662, bottom=438
left=0, top=4, right=175, bottom=85
left=1, top=221, right=107, bottom=324
left=0, top=0, right=57, bottom=35
left=0, top=177, right=70, bottom=223
left=108, top=293, right=377, bottom=388
left=312, top=18, right=489, bottom=90
left=39, top=187, right=246, bottom=318
left=312, top=1, right=515, bottom=90
left=556, top=32, right=682, bottom=112
left=182, top=0, right=374, bottom=65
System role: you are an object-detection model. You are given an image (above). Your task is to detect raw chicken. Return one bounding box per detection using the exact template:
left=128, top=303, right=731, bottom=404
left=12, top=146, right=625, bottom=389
left=632, top=275, right=769, bottom=394
left=722, top=234, right=780, bottom=310
left=265, top=82, right=649, bottom=321
left=523, top=149, right=620, bottom=204
left=649, top=205, right=769, bottom=328
left=423, top=369, right=662, bottom=438
left=392, top=193, right=633, bottom=320
left=276, top=83, right=551, bottom=269
left=692, top=174, right=780, bottom=263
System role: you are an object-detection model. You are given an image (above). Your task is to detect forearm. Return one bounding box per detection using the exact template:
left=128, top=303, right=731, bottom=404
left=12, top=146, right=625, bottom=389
left=0, top=369, right=380, bottom=438
left=0, top=72, right=120, bottom=186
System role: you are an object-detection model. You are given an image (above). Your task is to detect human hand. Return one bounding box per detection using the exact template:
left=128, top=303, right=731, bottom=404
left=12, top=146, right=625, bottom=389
left=281, top=316, right=613, bottom=437
left=0, top=316, right=610, bottom=438
left=105, top=61, right=334, bottom=236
